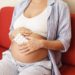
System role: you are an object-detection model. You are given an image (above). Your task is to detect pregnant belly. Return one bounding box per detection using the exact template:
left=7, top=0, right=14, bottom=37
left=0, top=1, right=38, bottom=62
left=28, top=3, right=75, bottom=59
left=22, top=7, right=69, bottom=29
left=11, top=32, right=48, bottom=63
left=11, top=48, right=48, bottom=63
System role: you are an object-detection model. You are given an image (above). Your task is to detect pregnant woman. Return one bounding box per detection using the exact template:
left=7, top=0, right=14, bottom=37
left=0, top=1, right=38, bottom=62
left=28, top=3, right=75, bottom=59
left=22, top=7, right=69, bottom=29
left=0, top=0, right=71, bottom=75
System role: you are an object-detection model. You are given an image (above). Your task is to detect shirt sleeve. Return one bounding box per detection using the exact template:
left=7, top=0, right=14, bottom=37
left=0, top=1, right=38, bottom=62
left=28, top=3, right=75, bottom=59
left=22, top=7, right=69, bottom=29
left=8, top=8, right=15, bottom=36
left=8, top=5, right=17, bottom=36
left=8, top=0, right=25, bottom=36
left=9, top=0, right=30, bottom=36
left=57, top=1, right=71, bottom=52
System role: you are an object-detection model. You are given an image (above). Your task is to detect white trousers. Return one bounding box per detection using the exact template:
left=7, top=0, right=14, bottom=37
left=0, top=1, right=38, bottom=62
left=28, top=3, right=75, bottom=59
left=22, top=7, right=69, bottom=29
left=0, top=51, right=51, bottom=75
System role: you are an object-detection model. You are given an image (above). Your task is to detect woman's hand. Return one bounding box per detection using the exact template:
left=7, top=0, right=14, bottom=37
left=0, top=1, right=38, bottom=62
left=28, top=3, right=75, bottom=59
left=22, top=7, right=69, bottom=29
left=19, top=36, right=44, bottom=54
left=11, top=27, right=32, bottom=40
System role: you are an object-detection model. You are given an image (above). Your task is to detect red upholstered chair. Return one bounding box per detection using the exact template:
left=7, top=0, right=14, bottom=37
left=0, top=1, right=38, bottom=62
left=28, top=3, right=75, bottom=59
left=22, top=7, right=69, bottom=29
left=0, top=7, right=13, bottom=58
left=60, top=14, right=75, bottom=75
left=0, top=7, right=75, bottom=75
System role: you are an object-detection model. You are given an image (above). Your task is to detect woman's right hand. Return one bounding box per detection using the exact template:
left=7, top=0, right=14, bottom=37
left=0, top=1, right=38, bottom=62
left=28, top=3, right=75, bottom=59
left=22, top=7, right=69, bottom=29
left=13, top=27, right=32, bottom=37
left=10, top=27, right=32, bottom=41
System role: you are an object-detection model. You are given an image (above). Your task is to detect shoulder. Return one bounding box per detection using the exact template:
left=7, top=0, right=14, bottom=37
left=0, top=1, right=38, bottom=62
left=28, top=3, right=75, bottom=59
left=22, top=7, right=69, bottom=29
left=54, top=0, right=69, bottom=11
left=13, top=0, right=29, bottom=17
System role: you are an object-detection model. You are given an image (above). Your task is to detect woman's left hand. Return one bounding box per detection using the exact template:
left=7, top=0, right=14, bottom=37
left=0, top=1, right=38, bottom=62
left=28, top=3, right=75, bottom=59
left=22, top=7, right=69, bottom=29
left=19, top=36, right=44, bottom=54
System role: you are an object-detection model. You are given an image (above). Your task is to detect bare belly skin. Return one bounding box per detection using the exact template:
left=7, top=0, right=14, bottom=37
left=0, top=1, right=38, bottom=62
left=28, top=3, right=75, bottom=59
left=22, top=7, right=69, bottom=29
left=11, top=33, right=48, bottom=63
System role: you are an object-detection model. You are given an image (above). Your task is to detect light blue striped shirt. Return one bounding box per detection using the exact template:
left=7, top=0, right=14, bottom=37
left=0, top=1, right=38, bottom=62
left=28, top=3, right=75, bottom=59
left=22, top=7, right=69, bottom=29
left=9, top=0, right=71, bottom=75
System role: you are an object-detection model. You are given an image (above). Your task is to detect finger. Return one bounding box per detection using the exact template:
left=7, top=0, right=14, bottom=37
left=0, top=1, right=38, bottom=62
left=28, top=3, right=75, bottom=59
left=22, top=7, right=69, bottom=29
left=23, top=33, right=30, bottom=36
left=19, top=44, right=29, bottom=50
left=20, top=48, right=30, bottom=53
left=25, top=36, right=32, bottom=40
left=19, top=46, right=28, bottom=50
left=19, top=43, right=27, bottom=48
left=25, top=49, right=35, bottom=55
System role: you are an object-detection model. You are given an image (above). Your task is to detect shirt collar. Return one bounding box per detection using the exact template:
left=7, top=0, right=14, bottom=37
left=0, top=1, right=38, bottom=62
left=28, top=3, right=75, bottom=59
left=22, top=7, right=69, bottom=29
left=47, top=0, right=56, bottom=6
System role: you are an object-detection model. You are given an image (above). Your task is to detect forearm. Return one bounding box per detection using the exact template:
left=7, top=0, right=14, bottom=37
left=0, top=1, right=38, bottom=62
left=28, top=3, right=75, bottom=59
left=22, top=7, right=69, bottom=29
left=42, top=39, right=64, bottom=51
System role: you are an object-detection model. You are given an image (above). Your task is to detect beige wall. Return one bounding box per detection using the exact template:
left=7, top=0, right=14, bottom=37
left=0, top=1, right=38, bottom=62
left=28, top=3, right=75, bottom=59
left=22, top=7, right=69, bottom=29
left=0, top=0, right=21, bottom=8
left=64, top=0, right=75, bottom=13
left=0, top=0, right=75, bottom=13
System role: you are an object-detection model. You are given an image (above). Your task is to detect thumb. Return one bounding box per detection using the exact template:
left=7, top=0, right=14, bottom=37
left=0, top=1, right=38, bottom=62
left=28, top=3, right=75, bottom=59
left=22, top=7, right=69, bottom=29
left=25, top=36, right=32, bottom=40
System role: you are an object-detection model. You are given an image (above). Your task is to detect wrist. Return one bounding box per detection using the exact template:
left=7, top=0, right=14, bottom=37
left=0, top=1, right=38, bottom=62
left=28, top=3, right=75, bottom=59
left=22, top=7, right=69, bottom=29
left=40, top=39, right=46, bottom=48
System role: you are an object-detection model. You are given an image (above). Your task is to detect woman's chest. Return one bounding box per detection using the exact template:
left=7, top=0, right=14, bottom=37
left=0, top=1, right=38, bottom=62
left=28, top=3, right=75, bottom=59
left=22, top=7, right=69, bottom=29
left=23, top=2, right=47, bottom=18
left=24, top=7, right=43, bottom=18
left=13, top=6, right=51, bottom=38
